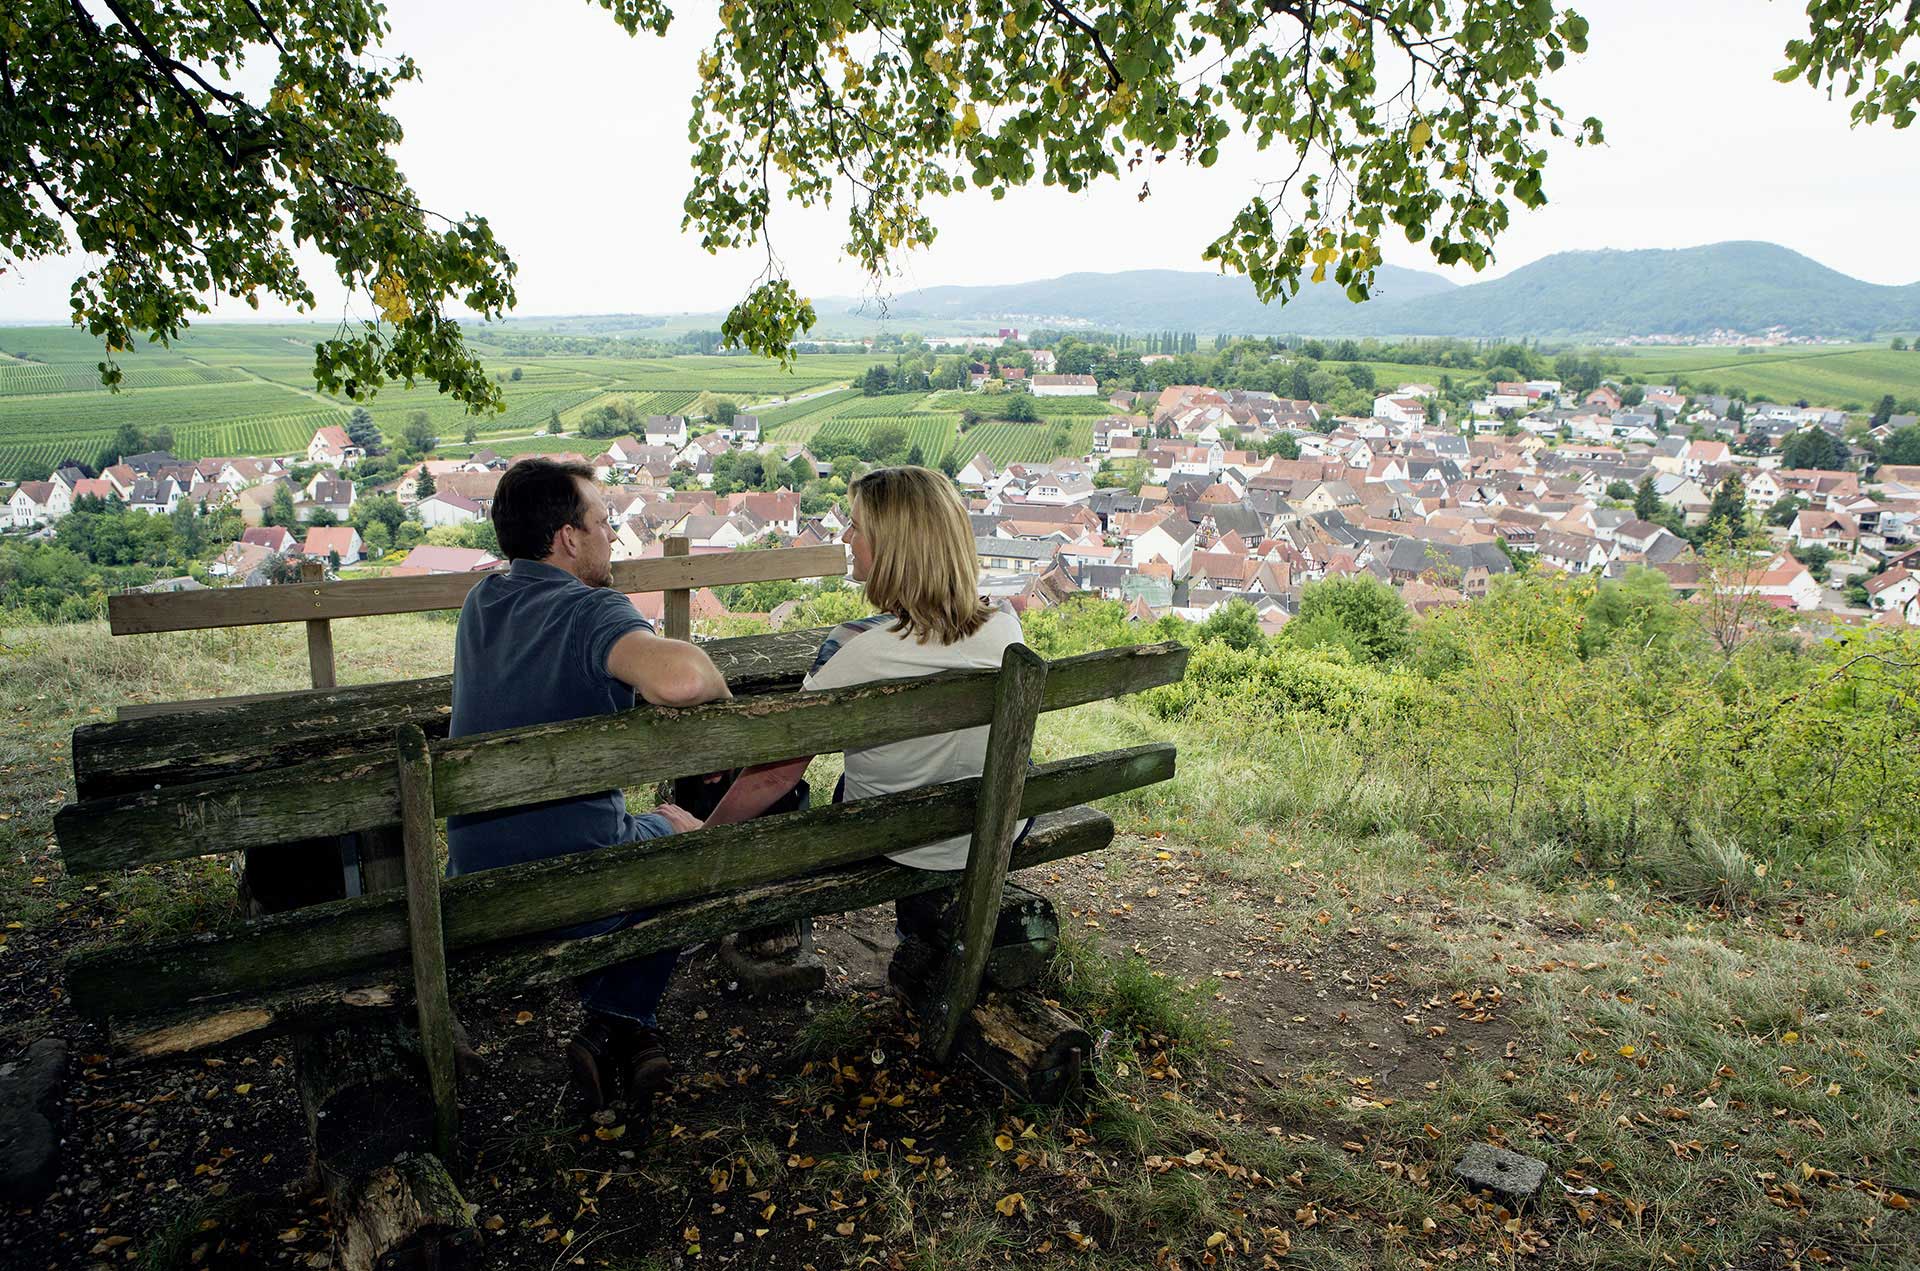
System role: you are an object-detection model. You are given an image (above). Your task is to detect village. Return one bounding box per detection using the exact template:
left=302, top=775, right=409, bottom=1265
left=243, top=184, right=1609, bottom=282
left=5, top=368, right=1920, bottom=632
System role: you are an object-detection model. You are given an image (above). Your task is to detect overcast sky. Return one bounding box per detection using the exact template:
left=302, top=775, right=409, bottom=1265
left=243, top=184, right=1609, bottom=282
left=4, top=0, right=1918, bottom=325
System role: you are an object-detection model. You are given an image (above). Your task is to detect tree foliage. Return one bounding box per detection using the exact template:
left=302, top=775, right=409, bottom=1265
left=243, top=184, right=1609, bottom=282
left=1292, top=573, right=1411, bottom=664
left=3, top=0, right=516, bottom=408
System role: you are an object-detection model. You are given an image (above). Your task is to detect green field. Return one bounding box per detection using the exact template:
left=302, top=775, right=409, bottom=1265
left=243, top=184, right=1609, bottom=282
left=1596, top=344, right=1920, bottom=407
left=962, top=419, right=1097, bottom=466
left=0, top=325, right=881, bottom=480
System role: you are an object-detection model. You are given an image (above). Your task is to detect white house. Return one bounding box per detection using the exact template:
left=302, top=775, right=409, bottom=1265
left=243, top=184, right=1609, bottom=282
left=1864, top=567, right=1919, bottom=612
left=416, top=491, right=487, bottom=528
left=1024, top=472, right=1096, bottom=505
left=307, top=425, right=364, bottom=469
left=1132, top=514, right=1197, bottom=578
left=957, top=453, right=998, bottom=488
left=6, top=481, right=64, bottom=528
left=1373, top=396, right=1425, bottom=427
left=644, top=415, right=690, bottom=447
left=1030, top=374, right=1098, bottom=397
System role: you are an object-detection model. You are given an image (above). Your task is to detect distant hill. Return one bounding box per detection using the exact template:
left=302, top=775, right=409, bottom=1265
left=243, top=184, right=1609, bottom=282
left=848, top=243, right=1920, bottom=340
left=846, top=266, right=1458, bottom=335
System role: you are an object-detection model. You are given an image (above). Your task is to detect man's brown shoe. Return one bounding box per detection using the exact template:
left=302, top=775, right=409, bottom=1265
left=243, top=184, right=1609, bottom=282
left=622, top=1026, right=673, bottom=1101
left=566, top=1016, right=623, bottom=1113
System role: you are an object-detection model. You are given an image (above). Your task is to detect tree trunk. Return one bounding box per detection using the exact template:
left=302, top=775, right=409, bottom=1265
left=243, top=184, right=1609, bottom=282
left=958, top=991, right=1092, bottom=1107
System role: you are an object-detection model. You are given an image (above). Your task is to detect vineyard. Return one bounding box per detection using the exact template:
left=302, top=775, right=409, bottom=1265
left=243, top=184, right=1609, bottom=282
left=0, top=409, right=342, bottom=480
left=960, top=420, right=1097, bottom=466
left=812, top=415, right=961, bottom=462
left=756, top=389, right=864, bottom=433
left=0, top=362, right=248, bottom=397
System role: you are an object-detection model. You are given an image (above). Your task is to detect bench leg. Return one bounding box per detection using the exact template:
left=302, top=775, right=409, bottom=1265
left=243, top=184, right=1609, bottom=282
left=396, top=724, right=459, bottom=1161
left=927, top=645, right=1048, bottom=1059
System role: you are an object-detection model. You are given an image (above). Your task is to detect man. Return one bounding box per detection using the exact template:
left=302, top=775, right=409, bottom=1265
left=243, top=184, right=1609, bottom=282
left=448, top=457, right=731, bottom=1110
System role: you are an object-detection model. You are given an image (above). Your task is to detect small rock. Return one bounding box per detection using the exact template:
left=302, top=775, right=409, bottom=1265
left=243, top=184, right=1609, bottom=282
left=1452, top=1143, right=1547, bottom=1205
left=0, top=1038, right=70, bottom=1204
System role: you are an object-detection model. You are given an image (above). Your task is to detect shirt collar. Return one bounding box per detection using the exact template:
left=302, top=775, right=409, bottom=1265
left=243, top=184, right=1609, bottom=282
left=508, top=557, right=578, bottom=584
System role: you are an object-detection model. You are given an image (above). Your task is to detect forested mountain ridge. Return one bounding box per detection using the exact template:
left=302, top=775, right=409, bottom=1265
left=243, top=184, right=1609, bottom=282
left=854, top=242, right=1920, bottom=339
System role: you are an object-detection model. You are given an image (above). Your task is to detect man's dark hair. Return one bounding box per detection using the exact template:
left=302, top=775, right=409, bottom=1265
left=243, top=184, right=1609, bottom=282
left=491, top=458, right=598, bottom=561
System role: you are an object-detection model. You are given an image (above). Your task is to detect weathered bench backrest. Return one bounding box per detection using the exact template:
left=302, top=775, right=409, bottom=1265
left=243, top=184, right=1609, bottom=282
left=109, top=540, right=848, bottom=705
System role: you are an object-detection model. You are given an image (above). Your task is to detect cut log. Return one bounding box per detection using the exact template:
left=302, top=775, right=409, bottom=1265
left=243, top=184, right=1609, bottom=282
left=889, top=946, right=1089, bottom=1104
left=957, top=991, right=1092, bottom=1106
left=295, top=1024, right=477, bottom=1270
left=332, top=1152, right=478, bottom=1271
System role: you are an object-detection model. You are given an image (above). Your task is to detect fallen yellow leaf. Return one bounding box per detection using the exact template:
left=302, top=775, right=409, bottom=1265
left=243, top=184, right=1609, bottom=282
left=514, top=1011, right=534, bottom=1025
left=995, top=1193, right=1026, bottom=1217
left=994, top=1133, right=1014, bottom=1151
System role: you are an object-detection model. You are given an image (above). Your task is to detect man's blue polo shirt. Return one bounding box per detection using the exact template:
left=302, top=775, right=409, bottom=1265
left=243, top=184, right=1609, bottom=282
left=446, top=557, right=669, bottom=876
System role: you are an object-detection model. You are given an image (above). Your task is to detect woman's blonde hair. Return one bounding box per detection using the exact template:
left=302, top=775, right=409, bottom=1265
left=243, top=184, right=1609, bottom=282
left=850, top=465, right=993, bottom=645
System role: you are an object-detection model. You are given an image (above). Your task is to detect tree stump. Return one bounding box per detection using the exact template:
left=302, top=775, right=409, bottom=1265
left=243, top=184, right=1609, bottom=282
left=295, top=1025, right=477, bottom=1270
left=259, top=824, right=473, bottom=1269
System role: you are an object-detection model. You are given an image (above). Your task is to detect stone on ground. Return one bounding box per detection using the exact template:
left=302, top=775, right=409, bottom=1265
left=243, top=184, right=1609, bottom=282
left=0, top=1038, right=70, bottom=1204
left=1451, top=1143, right=1547, bottom=1205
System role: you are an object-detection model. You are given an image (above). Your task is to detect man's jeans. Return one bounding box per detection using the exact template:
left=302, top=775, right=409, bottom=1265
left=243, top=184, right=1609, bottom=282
left=453, top=809, right=676, bottom=1030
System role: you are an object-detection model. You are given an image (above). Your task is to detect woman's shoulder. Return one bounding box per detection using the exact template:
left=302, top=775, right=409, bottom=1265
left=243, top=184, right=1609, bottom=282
left=806, top=613, right=899, bottom=679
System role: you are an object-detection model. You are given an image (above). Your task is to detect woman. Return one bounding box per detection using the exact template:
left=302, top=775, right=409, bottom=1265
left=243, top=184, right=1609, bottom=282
left=703, top=465, right=1027, bottom=871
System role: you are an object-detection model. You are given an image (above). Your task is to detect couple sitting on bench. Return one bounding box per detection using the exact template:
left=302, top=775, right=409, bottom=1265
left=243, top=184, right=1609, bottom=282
left=447, top=458, right=1027, bottom=1111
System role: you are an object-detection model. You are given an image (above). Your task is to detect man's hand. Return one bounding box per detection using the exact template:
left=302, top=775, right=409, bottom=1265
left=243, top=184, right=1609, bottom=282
left=650, top=803, right=703, bottom=834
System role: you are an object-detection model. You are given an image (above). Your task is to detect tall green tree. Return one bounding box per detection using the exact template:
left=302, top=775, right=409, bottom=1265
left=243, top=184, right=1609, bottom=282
left=1781, top=428, right=1846, bottom=471
left=1704, top=473, right=1746, bottom=537
left=1633, top=476, right=1660, bottom=522
left=345, top=407, right=383, bottom=454
left=1292, top=574, right=1412, bottom=664
left=1883, top=427, right=1920, bottom=466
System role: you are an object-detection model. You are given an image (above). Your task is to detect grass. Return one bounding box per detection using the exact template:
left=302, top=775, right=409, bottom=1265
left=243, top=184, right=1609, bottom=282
left=4, top=615, right=1917, bottom=1268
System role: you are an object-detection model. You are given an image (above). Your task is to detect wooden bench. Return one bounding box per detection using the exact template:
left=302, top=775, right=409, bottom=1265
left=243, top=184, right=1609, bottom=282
left=55, top=553, right=1187, bottom=1268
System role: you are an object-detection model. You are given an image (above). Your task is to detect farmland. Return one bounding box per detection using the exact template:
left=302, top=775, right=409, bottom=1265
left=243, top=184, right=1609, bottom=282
left=0, top=325, right=896, bottom=480
left=1596, top=344, right=1920, bottom=407
left=0, top=317, right=1131, bottom=477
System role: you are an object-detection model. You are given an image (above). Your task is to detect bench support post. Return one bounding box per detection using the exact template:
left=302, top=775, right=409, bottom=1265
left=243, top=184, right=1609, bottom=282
left=928, top=644, right=1048, bottom=1060
left=396, top=724, right=459, bottom=1160
left=663, top=535, right=692, bottom=642
left=299, top=559, right=337, bottom=690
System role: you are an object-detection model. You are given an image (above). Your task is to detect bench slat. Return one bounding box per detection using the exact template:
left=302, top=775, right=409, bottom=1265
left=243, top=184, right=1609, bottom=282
left=76, top=626, right=834, bottom=799
left=58, top=642, right=1187, bottom=874
left=101, top=806, right=1117, bottom=1058
left=432, top=641, right=1186, bottom=818
left=107, top=545, right=847, bottom=634
left=66, top=746, right=1174, bottom=1021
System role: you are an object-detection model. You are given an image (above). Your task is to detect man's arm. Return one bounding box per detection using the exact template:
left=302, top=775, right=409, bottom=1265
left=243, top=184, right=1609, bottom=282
left=606, top=628, right=732, bottom=706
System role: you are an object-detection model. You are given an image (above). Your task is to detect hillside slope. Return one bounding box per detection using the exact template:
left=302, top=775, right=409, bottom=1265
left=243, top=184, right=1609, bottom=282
left=850, top=243, right=1920, bottom=339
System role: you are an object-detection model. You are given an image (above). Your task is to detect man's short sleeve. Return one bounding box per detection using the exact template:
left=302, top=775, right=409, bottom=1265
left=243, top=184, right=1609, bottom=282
left=582, top=588, right=654, bottom=680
